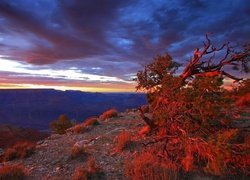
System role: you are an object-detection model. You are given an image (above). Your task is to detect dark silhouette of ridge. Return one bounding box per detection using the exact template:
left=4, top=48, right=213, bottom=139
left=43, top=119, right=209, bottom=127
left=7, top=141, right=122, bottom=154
left=0, top=89, right=147, bottom=131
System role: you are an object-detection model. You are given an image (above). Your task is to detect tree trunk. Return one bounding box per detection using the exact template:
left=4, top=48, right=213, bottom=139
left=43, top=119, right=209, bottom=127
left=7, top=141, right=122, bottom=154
left=137, top=107, right=155, bottom=130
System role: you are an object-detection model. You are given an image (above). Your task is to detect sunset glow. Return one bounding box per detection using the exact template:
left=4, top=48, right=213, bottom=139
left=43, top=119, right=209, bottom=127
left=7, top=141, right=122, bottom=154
left=0, top=58, right=136, bottom=92
left=0, top=0, right=249, bottom=92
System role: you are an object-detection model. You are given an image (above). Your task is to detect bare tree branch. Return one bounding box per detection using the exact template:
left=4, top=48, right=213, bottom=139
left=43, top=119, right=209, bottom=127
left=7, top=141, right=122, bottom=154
left=181, top=34, right=250, bottom=82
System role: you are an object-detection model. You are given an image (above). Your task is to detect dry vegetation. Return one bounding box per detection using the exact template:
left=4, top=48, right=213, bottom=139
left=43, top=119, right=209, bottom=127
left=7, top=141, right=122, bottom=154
left=72, top=157, right=104, bottom=180
left=70, top=145, right=88, bottom=161
left=73, top=117, right=100, bottom=134
left=2, top=141, right=35, bottom=162
left=125, top=149, right=177, bottom=180
left=0, top=164, right=25, bottom=180
left=100, top=109, right=118, bottom=119
left=116, top=131, right=132, bottom=152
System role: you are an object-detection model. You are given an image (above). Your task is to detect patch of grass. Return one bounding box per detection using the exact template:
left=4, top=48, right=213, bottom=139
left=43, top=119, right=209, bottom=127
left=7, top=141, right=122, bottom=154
left=116, top=131, right=132, bottom=152
left=0, top=164, right=26, bottom=180
left=100, top=109, right=118, bottom=119
left=2, top=141, right=35, bottom=162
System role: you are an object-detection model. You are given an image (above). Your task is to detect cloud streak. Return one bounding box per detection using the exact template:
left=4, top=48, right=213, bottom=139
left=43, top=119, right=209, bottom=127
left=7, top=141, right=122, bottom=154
left=0, top=0, right=249, bottom=91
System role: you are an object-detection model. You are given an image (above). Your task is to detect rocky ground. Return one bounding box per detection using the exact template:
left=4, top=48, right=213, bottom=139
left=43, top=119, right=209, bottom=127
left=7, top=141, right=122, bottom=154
left=1, top=109, right=249, bottom=180
left=1, top=111, right=151, bottom=180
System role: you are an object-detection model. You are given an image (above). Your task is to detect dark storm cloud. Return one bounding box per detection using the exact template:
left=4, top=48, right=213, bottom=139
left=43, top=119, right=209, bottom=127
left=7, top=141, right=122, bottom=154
left=0, top=0, right=249, bottom=85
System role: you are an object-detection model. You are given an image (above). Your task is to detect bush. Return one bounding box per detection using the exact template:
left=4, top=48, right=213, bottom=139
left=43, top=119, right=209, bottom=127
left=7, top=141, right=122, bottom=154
left=74, top=118, right=100, bottom=134
left=50, top=114, right=72, bottom=135
left=236, top=92, right=250, bottom=107
left=0, top=164, right=25, bottom=180
left=84, top=117, right=100, bottom=127
left=232, top=79, right=250, bottom=107
left=72, top=166, right=88, bottom=180
left=73, top=124, right=86, bottom=134
left=70, top=146, right=88, bottom=160
left=100, top=109, right=118, bottom=119
left=116, top=131, right=132, bottom=152
left=3, top=142, right=35, bottom=162
left=72, top=157, right=104, bottom=180
left=125, top=150, right=176, bottom=180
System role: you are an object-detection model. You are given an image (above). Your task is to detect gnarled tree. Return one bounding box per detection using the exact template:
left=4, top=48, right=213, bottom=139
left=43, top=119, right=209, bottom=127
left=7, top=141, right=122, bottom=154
left=135, top=34, right=250, bottom=176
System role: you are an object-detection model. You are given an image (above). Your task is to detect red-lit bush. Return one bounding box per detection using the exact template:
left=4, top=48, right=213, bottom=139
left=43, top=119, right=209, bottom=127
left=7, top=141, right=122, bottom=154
left=231, top=78, right=250, bottom=107
left=0, top=164, right=25, bottom=180
left=116, top=131, right=132, bottom=152
left=3, top=141, right=35, bottom=162
left=70, top=146, right=88, bottom=160
left=73, top=117, right=100, bottom=134
left=72, top=157, right=104, bottom=180
left=84, top=117, right=100, bottom=127
left=73, top=124, right=86, bottom=134
left=100, top=109, right=118, bottom=119
left=125, top=149, right=176, bottom=180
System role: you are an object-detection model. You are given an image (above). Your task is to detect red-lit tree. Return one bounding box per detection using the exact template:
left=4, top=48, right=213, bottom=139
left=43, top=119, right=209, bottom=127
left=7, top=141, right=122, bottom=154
left=135, top=34, right=250, bottom=176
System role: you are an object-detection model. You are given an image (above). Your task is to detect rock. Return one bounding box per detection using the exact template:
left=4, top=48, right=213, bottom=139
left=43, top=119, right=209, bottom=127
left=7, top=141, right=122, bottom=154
left=37, top=140, right=44, bottom=145
left=49, top=134, right=61, bottom=140
left=66, top=127, right=74, bottom=133
left=74, top=140, right=88, bottom=147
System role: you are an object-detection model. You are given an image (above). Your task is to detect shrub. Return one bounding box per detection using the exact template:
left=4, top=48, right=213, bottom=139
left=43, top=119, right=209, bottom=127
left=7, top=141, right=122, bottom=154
left=116, top=131, right=132, bottom=152
left=74, top=118, right=100, bottom=134
left=72, top=166, right=88, bottom=180
left=84, top=117, right=100, bottom=127
left=100, top=109, right=118, bottom=119
left=0, top=164, right=25, bottom=180
left=125, top=150, right=177, bottom=180
left=236, top=92, right=250, bottom=107
left=73, top=124, right=86, bottom=134
left=3, top=141, right=35, bottom=162
left=50, top=114, right=72, bottom=135
left=72, top=157, right=104, bottom=180
left=231, top=79, right=250, bottom=107
left=70, top=146, right=88, bottom=160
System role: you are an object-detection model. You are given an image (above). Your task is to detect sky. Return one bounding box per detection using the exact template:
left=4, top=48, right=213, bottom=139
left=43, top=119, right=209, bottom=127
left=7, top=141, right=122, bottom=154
left=0, top=0, right=249, bottom=92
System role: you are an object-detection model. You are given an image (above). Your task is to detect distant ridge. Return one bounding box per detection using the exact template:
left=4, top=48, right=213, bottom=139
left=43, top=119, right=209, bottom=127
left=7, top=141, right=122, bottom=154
left=0, top=89, right=147, bottom=131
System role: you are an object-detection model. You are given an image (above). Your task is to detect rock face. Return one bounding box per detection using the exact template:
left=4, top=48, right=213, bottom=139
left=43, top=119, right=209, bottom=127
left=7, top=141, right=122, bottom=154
left=0, top=89, right=146, bottom=131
